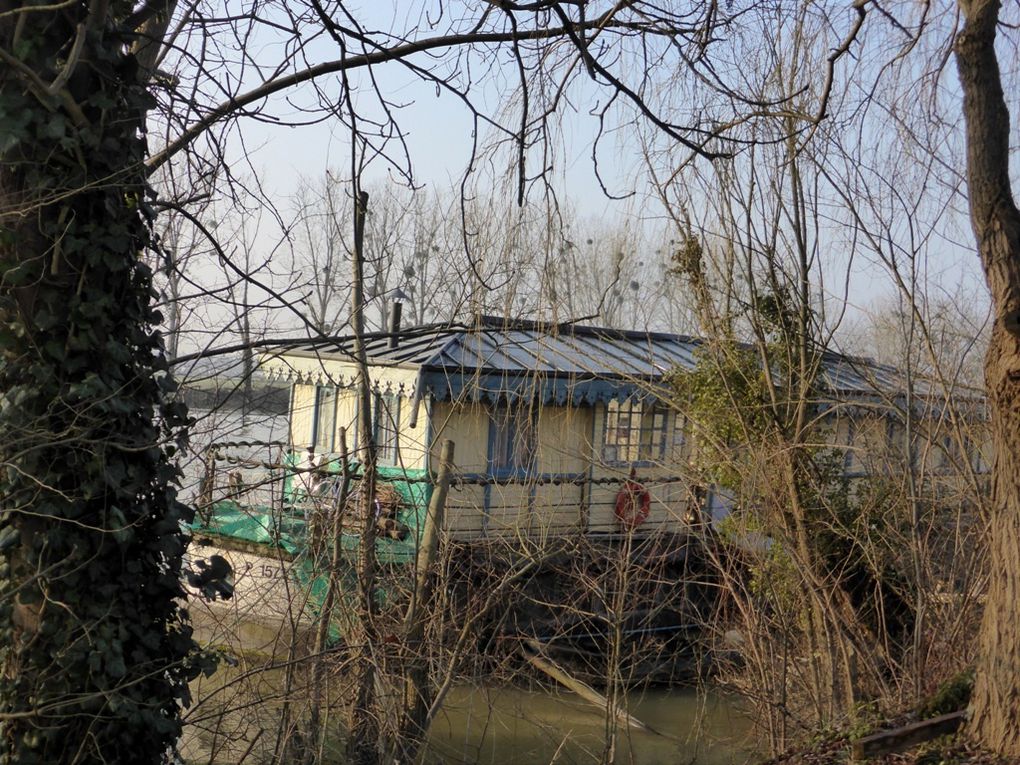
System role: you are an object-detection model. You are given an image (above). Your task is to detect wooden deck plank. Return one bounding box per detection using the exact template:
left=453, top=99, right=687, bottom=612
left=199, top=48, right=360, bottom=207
left=851, top=711, right=967, bottom=760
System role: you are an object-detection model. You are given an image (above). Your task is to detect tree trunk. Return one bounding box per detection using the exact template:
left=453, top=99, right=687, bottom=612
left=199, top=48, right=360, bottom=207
left=348, top=188, right=381, bottom=765
left=395, top=439, right=454, bottom=765
left=955, top=0, right=1020, bottom=755
left=969, top=325, right=1020, bottom=755
left=0, top=4, right=197, bottom=763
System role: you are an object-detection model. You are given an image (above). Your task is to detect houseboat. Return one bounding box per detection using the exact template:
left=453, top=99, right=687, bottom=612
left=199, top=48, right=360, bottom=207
left=188, top=315, right=989, bottom=670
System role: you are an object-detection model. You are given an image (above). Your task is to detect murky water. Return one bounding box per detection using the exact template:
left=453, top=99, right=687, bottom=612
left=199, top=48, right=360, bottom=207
left=182, top=665, right=755, bottom=765
left=425, top=685, right=755, bottom=765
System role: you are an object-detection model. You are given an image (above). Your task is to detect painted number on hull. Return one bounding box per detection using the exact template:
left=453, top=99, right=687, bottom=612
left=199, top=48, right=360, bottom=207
left=242, top=561, right=289, bottom=580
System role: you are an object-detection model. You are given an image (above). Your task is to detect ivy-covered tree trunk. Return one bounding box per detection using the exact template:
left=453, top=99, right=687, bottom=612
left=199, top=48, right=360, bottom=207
left=0, top=3, right=198, bottom=763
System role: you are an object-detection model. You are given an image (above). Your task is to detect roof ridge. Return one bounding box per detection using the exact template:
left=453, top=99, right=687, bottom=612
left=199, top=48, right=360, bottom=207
left=473, top=313, right=701, bottom=344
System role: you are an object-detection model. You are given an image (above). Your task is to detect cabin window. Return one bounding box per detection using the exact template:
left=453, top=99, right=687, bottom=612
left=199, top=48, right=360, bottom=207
left=313, top=385, right=337, bottom=452
left=886, top=418, right=918, bottom=470
left=488, top=404, right=537, bottom=476
left=375, top=392, right=401, bottom=466
left=935, top=435, right=956, bottom=471
left=602, top=400, right=668, bottom=464
left=672, top=414, right=688, bottom=459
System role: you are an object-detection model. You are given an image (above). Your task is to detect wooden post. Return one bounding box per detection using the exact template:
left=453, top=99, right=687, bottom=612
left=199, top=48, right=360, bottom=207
left=397, top=438, right=454, bottom=765
left=348, top=188, right=381, bottom=765
left=522, top=639, right=668, bottom=738
left=305, top=429, right=352, bottom=765
left=198, top=448, right=215, bottom=525
left=407, top=439, right=454, bottom=628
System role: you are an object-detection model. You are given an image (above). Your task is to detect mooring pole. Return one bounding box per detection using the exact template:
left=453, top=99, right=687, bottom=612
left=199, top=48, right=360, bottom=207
left=409, top=438, right=454, bottom=622
left=398, top=438, right=455, bottom=764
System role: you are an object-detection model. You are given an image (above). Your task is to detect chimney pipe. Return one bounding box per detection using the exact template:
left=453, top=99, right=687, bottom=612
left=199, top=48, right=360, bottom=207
left=388, top=301, right=403, bottom=350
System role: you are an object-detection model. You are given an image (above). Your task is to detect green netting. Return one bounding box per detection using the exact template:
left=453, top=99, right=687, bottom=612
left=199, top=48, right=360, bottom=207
left=280, top=455, right=433, bottom=564
left=190, top=460, right=435, bottom=648
left=195, top=458, right=433, bottom=563
left=191, top=499, right=404, bottom=644
left=194, top=500, right=304, bottom=555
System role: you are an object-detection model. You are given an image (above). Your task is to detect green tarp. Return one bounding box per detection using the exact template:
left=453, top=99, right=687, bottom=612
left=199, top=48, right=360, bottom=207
left=191, top=460, right=432, bottom=643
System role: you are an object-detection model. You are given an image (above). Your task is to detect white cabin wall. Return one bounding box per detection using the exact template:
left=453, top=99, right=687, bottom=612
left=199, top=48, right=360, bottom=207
left=429, top=399, right=490, bottom=537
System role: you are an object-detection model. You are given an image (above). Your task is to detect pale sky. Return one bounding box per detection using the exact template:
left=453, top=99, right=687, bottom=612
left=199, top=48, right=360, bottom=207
left=157, top=0, right=996, bottom=365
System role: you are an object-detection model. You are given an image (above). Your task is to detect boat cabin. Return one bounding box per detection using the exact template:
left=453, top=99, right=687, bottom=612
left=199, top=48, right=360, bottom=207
left=256, top=315, right=989, bottom=546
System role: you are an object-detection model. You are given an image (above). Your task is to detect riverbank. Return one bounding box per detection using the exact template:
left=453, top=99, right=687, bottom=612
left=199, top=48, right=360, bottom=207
left=767, top=740, right=1011, bottom=765
left=762, top=724, right=1013, bottom=765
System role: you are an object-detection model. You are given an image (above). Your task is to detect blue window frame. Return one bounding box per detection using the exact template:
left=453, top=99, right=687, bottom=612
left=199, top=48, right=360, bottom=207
left=487, top=404, right=537, bottom=478
left=963, top=435, right=989, bottom=474
left=886, top=417, right=918, bottom=470
left=375, top=391, right=401, bottom=466
left=672, top=413, right=688, bottom=459
left=843, top=417, right=857, bottom=475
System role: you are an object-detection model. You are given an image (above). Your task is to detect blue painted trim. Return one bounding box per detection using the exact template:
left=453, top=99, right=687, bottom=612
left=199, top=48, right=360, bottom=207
left=328, top=388, right=337, bottom=452
left=371, top=391, right=378, bottom=450
left=287, top=382, right=297, bottom=448
left=843, top=417, right=856, bottom=474
left=394, top=394, right=402, bottom=465
left=583, top=406, right=597, bottom=531
left=420, top=370, right=661, bottom=407
left=482, top=409, right=494, bottom=531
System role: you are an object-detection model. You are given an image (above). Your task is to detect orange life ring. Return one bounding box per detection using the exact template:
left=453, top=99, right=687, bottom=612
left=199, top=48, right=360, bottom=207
left=614, top=479, right=651, bottom=528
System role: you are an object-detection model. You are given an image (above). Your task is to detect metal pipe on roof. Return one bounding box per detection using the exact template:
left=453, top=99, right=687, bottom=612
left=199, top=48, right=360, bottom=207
left=387, top=301, right=403, bottom=349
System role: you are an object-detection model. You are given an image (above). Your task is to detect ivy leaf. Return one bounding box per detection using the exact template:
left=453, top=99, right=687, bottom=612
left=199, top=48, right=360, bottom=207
left=106, top=655, right=126, bottom=679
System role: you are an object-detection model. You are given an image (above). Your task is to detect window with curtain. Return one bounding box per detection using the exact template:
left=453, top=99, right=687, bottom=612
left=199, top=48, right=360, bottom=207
left=488, top=404, right=537, bottom=476
left=375, top=392, right=400, bottom=465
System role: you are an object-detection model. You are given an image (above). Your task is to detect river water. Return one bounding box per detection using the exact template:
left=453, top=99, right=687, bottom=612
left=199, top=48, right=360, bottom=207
left=425, top=685, right=755, bottom=765
left=182, top=670, right=755, bottom=765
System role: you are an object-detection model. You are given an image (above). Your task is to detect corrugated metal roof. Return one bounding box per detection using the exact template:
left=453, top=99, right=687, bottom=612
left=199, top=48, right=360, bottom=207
left=281, top=316, right=701, bottom=375
left=268, top=315, right=967, bottom=406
